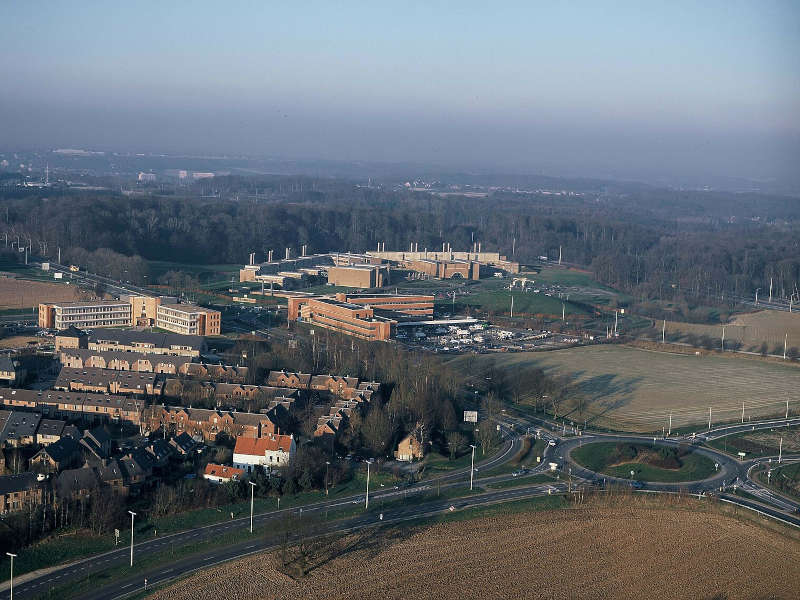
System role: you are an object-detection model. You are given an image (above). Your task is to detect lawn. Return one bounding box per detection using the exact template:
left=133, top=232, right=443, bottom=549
left=485, top=473, right=556, bottom=489
left=571, top=442, right=717, bottom=482
left=447, top=345, right=800, bottom=432
left=456, top=279, right=590, bottom=317
left=707, top=426, right=800, bottom=458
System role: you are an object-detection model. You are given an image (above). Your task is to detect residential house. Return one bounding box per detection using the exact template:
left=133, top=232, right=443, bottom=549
left=203, top=463, right=244, bottom=484
left=0, top=472, right=43, bottom=513
left=60, top=348, right=192, bottom=375
left=266, top=370, right=312, bottom=389
left=0, top=355, right=26, bottom=386
left=144, top=405, right=278, bottom=442
left=144, top=439, right=173, bottom=468
left=96, top=459, right=127, bottom=495
left=232, top=434, right=295, bottom=474
left=394, top=424, right=425, bottom=462
left=169, top=431, right=197, bottom=456
left=36, top=419, right=67, bottom=445
left=55, top=466, right=98, bottom=500
left=31, top=436, right=81, bottom=473
left=54, top=326, right=88, bottom=351
left=0, top=410, right=41, bottom=447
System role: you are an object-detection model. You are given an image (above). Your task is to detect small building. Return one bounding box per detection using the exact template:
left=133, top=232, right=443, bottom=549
left=169, top=431, right=198, bottom=455
left=394, top=425, right=425, bottom=462
left=233, top=434, right=295, bottom=474
left=0, top=410, right=42, bottom=447
left=54, top=326, right=89, bottom=351
left=0, top=355, right=26, bottom=386
left=0, top=472, right=43, bottom=513
left=80, top=427, right=112, bottom=463
left=203, top=463, right=244, bottom=484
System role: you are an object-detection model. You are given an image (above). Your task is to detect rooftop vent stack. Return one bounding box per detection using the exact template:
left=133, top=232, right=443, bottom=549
left=285, top=248, right=290, bottom=260
left=377, top=242, right=380, bottom=252
left=268, top=249, right=273, bottom=263
left=302, top=244, right=307, bottom=257
left=442, top=242, right=446, bottom=253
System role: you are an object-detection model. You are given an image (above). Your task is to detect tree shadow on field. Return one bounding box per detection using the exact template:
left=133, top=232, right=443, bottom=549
left=274, top=516, right=413, bottom=579
left=561, top=373, right=643, bottom=425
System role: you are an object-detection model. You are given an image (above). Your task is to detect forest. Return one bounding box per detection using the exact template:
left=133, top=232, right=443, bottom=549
left=1, top=176, right=798, bottom=313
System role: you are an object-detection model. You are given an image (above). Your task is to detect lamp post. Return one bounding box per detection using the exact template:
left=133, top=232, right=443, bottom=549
left=325, top=461, right=330, bottom=496
left=128, top=510, right=137, bottom=567
left=469, top=444, right=477, bottom=491
left=6, top=552, right=16, bottom=600
left=365, top=459, right=373, bottom=510
left=249, top=481, right=257, bottom=533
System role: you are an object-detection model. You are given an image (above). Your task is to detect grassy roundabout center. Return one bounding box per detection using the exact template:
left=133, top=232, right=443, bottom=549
left=572, top=441, right=717, bottom=482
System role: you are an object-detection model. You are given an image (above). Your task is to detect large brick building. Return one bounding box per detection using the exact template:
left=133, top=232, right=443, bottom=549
left=333, top=293, right=434, bottom=316
left=0, top=389, right=144, bottom=427
left=40, top=296, right=221, bottom=336
left=294, top=297, right=395, bottom=341
left=327, top=265, right=390, bottom=288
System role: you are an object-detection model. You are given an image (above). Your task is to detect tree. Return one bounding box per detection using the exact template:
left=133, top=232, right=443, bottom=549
left=477, top=420, right=497, bottom=455
left=446, top=431, right=466, bottom=460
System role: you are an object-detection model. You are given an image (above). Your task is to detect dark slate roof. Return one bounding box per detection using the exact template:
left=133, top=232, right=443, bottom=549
left=0, top=411, right=42, bottom=443
left=37, top=419, right=67, bottom=438
left=56, top=325, right=88, bottom=338
left=0, top=472, right=39, bottom=495
left=55, top=467, right=98, bottom=496
left=88, top=328, right=203, bottom=351
left=86, top=426, right=111, bottom=447
left=171, top=431, right=196, bottom=453
left=37, top=436, right=80, bottom=464
left=0, top=355, right=16, bottom=373
left=62, top=424, right=82, bottom=440
left=96, top=459, right=125, bottom=483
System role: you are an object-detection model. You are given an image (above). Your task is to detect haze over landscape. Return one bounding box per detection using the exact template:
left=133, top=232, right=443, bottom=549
left=1, top=3, right=800, bottom=600
left=2, top=1, right=799, bottom=190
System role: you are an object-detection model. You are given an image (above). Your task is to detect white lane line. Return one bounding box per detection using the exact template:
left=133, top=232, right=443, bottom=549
left=120, top=583, right=133, bottom=589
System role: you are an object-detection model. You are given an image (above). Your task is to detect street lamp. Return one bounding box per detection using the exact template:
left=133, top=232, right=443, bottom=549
left=6, top=552, right=16, bottom=600
left=249, top=481, right=257, bottom=533
left=325, top=461, right=330, bottom=496
left=469, top=444, right=477, bottom=491
left=128, top=510, right=137, bottom=567
left=365, top=459, right=373, bottom=510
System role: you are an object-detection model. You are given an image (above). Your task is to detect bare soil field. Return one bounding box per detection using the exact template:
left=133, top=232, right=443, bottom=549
left=657, top=310, right=800, bottom=351
left=0, top=335, right=40, bottom=349
left=449, top=345, right=800, bottom=431
left=0, top=275, right=83, bottom=309
left=148, top=507, right=800, bottom=600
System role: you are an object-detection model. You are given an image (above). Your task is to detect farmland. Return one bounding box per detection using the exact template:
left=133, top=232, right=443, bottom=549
left=655, top=309, right=800, bottom=352
left=147, top=507, right=800, bottom=600
left=448, top=345, right=800, bottom=432
left=0, top=274, right=83, bottom=309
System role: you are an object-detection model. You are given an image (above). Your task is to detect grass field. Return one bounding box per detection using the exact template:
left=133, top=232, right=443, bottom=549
left=571, top=442, right=716, bottom=482
left=657, top=309, right=800, bottom=352
left=707, top=425, right=800, bottom=458
left=146, top=507, right=800, bottom=600
left=0, top=275, right=84, bottom=309
left=457, top=278, right=590, bottom=317
left=448, top=345, right=800, bottom=432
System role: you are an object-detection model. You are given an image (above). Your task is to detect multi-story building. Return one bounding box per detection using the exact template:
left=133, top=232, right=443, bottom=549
left=156, top=303, right=221, bottom=336
left=327, top=265, right=390, bottom=288
left=333, top=293, right=434, bottom=316
left=54, top=367, right=164, bottom=396
left=59, top=348, right=193, bottom=374
left=87, top=329, right=204, bottom=357
left=39, top=300, right=132, bottom=330
left=0, top=473, right=43, bottom=514
left=295, top=298, right=395, bottom=341
left=143, top=405, right=278, bottom=442
left=0, top=389, right=144, bottom=427
left=41, top=297, right=221, bottom=336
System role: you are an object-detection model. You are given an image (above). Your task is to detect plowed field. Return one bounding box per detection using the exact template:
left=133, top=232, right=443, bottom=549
left=148, top=507, right=800, bottom=600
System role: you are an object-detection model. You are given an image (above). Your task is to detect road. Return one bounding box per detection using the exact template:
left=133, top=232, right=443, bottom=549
left=1, top=416, right=796, bottom=599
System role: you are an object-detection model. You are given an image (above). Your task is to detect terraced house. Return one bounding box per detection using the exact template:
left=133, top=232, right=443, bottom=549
left=143, top=405, right=278, bottom=442
left=0, top=389, right=144, bottom=427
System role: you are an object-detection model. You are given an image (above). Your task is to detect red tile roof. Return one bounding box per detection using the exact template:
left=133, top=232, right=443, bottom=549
left=233, top=434, right=293, bottom=456
left=203, top=463, right=244, bottom=479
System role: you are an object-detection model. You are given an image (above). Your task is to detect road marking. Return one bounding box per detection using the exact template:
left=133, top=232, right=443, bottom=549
left=120, top=583, right=133, bottom=589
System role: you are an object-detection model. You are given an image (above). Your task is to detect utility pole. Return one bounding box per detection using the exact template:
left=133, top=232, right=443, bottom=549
left=779, top=437, right=783, bottom=464
left=128, top=510, right=137, bottom=567
left=784, top=333, right=788, bottom=360
left=325, top=461, right=330, bottom=496
left=668, top=412, right=672, bottom=436
left=769, top=277, right=773, bottom=303
left=755, top=288, right=760, bottom=306
left=510, top=295, right=514, bottom=318
left=786, top=399, right=789, bottom=419
left=662, top=320, right=666, bottom=343
left=741, top=402, right=745, bottom=424
left=469, top=444, right=477, bottom=491
left=249, top=481, right=257, bottom=533
left=562, top=303, right=565, bottom=321
left=721, top=326, right=725, bottom=352
left=708, top=407, right=712, bottom=430
left=614, top=310, right=618, bottom=336
left=558, top=245, right=562, bottom=265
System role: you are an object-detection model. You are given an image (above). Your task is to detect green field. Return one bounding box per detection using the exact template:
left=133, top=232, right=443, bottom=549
left=447, top=345, right=800, bottom=432
left=456, top=279, right=590, bottom=317
left=572, top=442, right=716, bottom=482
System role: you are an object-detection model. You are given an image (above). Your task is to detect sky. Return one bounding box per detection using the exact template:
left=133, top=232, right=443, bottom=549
left=1, top=1, right=799, bottom=187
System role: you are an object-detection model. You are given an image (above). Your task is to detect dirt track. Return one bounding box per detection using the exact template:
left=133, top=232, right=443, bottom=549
left=148, top=507, right=800, bottom=600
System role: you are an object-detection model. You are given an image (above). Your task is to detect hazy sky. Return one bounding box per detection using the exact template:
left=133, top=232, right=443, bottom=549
left=2, top=1, right=799, bottom=185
